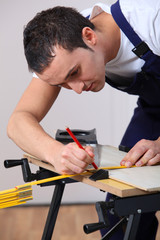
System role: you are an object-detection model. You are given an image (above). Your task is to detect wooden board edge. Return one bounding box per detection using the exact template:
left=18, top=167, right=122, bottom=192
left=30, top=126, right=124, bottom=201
left=110, top=175, right=160, bottom=193
left=24, top=154, right=149, bottom=197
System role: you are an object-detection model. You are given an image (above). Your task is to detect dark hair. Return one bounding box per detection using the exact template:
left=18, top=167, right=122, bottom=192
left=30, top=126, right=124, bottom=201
left=23, top=6, right=95, bottom=73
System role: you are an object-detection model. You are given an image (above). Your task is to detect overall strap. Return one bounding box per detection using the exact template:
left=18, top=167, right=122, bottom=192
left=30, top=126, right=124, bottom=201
left=111, top=1, right=150, bottom=58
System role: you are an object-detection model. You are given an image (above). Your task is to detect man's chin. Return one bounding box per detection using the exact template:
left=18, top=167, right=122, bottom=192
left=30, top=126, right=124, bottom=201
left=93, top=83, right=105, bottom=92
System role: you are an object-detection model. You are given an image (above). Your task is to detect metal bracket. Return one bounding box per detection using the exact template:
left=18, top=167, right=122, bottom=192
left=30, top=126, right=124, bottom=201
left=89, top=169, right=109, bottom=181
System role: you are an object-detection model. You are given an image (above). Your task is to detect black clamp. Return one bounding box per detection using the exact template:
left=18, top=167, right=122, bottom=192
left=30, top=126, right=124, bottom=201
left=119, top=145, right=131, bottom=153
left=83, top=201, right=112, bottom=234
left=4, top=158, right=58, bottom=184
left=55, top=128, right=98, bottom=145
left=89, top=169, right=109, bottom=181
left=4, top=158, right=77, bottom=186
left=132, top=41, right=150, bottom=58
left=84, top=197, right=127, bottom=238
left=4, top=158, right=37, bottom=182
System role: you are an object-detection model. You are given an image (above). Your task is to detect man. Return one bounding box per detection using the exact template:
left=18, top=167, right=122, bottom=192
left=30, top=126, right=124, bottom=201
left=7, top=0, right=160, bottom=239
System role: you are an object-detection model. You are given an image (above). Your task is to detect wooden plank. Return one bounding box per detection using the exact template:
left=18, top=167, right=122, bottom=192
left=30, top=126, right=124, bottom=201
left=96, top=145, right=160, bottom=192
left=25, top=154, right=148, bottom=198
left=109, top=165, right=160, bottom=192
left=98, top=144, right=126, bottom=167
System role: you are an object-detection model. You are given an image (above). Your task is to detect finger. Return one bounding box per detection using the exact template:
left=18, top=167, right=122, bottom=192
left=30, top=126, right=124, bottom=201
left=61, top=148, right=91, bottom=173
left=67, top=143, right=93, bottom=164
left=120, top=149, right=138, bottom=166
left=147, top=153, right=160, bottom=166
left=58, top=162, right=76, bottom=175
left=121, top=150, right=143, bottom=167
left=122, top=140, right=149, bottom=167
left=135, top=149, right=155, bottom=166
left=68, top=155, right=89, bottom=169
left=61, top=150, right=88, bottom=168
left=84, top=146, right=95, bottom=158
left=61, top=168, right=76, bottom=175
left=62, top=159, right=86, bottom=174
left=120, top=157, right=127, bottom=166
left=72, top=147, right=94, bottom=165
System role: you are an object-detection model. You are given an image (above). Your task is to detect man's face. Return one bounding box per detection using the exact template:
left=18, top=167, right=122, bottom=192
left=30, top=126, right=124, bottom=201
left=36, top=46, right=106, bottom=94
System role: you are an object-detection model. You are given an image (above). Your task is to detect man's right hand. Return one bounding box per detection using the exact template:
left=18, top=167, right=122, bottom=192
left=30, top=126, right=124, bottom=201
left=50, top=142, right=95, bottom=174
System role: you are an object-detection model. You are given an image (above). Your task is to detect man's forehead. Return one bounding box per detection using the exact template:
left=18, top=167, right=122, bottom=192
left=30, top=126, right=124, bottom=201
left=37, top=47, right=87, bottom=82
left=37, top=53, right=76, bottom=82
left=37, top=62, right=64, bottom=82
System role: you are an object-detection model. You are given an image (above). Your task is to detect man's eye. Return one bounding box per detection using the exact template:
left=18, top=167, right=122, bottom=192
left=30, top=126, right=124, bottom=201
left=70, top=69, right=78, bottom=77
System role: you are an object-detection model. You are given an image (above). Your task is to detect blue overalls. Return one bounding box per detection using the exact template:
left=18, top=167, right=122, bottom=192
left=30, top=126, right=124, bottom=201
left=101, top=1, right=160, bottom=239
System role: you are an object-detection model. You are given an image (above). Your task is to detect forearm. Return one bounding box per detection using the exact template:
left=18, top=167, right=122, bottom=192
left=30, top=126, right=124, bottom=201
left=7, top=111, right=62, bottom=163
left=7, top=111, right=94, bottom=174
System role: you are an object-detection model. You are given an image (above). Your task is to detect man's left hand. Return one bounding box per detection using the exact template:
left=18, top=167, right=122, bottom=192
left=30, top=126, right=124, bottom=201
left=120, top=137, right=160, bottom=167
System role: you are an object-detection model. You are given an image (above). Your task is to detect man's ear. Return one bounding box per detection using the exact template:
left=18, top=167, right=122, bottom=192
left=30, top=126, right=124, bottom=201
left=82, top=27, right=97, bottom=46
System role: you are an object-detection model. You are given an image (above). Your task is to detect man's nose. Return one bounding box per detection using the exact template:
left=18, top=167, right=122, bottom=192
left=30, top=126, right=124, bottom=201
left=68, top=81, right=85, bottom=94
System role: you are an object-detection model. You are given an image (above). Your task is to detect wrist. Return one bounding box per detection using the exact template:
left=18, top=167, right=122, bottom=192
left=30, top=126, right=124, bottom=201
left=44, top=139, right=63, bottom=165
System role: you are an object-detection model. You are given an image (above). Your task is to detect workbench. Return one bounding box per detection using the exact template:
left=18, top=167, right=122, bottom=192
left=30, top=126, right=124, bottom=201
left=24, top=146, right=160, bottom=240
left=5, top=129, right=160, bottom=239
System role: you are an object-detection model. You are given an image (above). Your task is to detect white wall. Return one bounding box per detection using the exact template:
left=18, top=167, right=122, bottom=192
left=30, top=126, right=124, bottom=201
left=0, top=0, right=137, bottom=204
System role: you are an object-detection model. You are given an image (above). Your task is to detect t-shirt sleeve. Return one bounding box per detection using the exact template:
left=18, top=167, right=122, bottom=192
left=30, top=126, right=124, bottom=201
left=80, top=8, right=92, bottom=17
left=33, top=72, right=39, bottom=78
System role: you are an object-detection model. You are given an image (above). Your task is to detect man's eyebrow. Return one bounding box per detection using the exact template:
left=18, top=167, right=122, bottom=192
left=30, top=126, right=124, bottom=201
left=65, top=65, right=77, bottom=80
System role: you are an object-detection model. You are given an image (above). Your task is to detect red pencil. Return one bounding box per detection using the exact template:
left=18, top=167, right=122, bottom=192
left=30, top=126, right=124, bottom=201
left=65, top=127, right=98, bottom=169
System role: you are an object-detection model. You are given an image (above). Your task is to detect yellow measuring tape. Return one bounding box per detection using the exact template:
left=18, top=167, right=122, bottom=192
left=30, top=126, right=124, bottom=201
left=0, top=165, right=130, bottom=209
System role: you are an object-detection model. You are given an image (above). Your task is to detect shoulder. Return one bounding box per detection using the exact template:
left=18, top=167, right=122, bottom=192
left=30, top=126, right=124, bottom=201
left=81, top=2, right=111, bottom=19
left=119, top=0, right=160, bottom=13
left=119, top=0, right=160, bottom=55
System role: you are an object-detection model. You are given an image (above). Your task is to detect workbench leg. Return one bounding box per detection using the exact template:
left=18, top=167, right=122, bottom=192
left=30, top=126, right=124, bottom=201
left=42, top=183, right=65, bottom=240
left=123, top=213, right=141, bottom=240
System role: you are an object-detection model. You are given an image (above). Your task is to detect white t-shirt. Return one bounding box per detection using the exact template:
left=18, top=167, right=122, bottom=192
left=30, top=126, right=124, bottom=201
left=33, top=0, right=160, bottom=82
left=82, top=0, right=160, bottom=82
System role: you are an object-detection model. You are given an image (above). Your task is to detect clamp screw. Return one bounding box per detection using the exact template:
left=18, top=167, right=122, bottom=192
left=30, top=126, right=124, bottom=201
left=137, top=209, right=142, bottom=214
